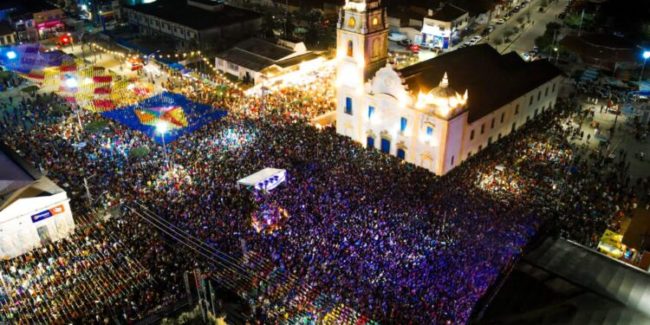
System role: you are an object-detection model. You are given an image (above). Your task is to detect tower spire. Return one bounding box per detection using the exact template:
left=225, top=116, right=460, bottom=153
left=440, top=72, right=449, bottom=88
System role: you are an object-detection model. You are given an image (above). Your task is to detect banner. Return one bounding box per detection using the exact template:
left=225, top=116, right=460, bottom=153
left=31, top=204, right=65, bottom=223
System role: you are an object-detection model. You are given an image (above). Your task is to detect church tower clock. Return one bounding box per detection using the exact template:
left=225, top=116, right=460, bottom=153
left=336, top=0, right=388, bottom=138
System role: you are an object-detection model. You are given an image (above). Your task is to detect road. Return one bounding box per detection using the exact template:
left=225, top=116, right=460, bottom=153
left=489, top=0, right=568, bottom=55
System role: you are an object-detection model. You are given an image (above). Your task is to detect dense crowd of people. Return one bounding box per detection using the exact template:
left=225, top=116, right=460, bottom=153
left=0, top=64, right=644, bottom=324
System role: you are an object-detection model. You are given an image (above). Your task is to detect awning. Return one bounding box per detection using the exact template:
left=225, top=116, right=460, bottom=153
left=237, top=168, right=286, bottom=192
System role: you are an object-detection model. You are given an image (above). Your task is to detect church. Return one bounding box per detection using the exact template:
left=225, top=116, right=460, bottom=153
left=335, top=0, right=563, bottom=175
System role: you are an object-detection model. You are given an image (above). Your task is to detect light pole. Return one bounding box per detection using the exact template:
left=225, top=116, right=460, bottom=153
left=639, top=50, right=650, bottom=84
left=156, top=121, right=171, bottom=169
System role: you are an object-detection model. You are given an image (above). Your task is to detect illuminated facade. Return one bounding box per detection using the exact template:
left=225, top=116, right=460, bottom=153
left=335, top=0, right=563, bottom=175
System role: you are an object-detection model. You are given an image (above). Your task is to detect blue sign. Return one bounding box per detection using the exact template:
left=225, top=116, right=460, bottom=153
left=31, top=210, right=53, bottom=223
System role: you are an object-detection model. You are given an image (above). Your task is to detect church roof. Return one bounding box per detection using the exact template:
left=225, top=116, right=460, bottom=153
left=397, top=45, right=563, bottom=123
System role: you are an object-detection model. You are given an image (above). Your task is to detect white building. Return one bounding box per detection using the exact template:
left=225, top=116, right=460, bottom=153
left=215, top=38, right=322, bottom=85
left=419, top=4, right=468, bottom=49
left=0, top=145, right=75, bottom=259
left=335, top=0, right=563, bottom=175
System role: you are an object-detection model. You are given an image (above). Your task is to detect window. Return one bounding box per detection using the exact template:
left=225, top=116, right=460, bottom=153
left=380, top=138, right=391, bottom=153
left=552, top=83, right=556, bottom=93
left=345, top=97, right=353, bottom=115
left=450, top=155, right=455, bottom=166
left=515, top=104, right=519, bottom=115
left=426, top=126, right=433, bottom=136
left=480, top=124, right=485, bottom=134
left=467, top=151, right=472, bottom=159
left=470, top=129, right=475, bottom=140
left=537, top=91, right=541, bottom=101
left=227, top=62, right=238, bottom=70
left=529, top=96, right=533, bottom=105
left=347, top=40, right=354, bottom=57
left=367, top=136, right=375, bottom=149
left=400, top=117, right=407, bottom=133
left=397, top=148, right=406, bottom=160
left=498, top=133, right=502, bottom=140
left=511, top=122, right=516, bottom=132
left=372, top=39, right=381, bottom=58
left=368, top=106, right=375, bottom=119
left=478, top=145, right=483, bottom=151
left=488, top=137, right=492, bottom=145
left=545, top=87, right=549, bottom=96
left=534, top=109, right=538, bottom=117
left=372, top=17, right=379, bottom=26
left=490, top=118, right=495, bottom=129
left=500, top=112, right=505, bottom=123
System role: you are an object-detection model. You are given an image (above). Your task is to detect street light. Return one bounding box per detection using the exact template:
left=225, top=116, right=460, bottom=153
left=156, top=121, right=171, bottom=169
left=640, top=50, right=650, bottom=84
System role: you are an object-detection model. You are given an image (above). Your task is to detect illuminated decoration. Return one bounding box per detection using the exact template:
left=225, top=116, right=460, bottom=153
left=6, top=51, right=16, bottom=60
left=598, top=229, right=626, bottom=258
left=415, top=72, right=468, bottom=117
left=136, top=106, right=188, bottom=130
left=64, top=77, right=78, bottom=88
left=343, top=0, right=367, bottom=12
left=643, top=51, right=650, bottom=60
left=101, top=92, right=227, bottom=144
left=251, top=202, right=289, bottom=234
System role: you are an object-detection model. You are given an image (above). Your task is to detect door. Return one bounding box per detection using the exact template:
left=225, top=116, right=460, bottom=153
left=367, top=137, right=375, bottom=149
left=37, top=226, right=51, bottom=246
left=397, top=148, right=406, bottom=160
left=380, top=138, right=391, bottom=153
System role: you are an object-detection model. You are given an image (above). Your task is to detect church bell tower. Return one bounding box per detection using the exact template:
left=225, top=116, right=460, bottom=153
left=336, top=0, right=388, bottom=138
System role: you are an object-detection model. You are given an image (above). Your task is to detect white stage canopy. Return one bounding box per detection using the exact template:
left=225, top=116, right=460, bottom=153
left=237, top=168, right=286, bottom=191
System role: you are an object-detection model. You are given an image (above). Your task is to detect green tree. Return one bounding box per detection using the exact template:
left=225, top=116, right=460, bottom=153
left=304, top=10, right=323, bottom=46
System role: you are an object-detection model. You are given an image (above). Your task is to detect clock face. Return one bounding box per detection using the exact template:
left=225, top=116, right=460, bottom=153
left=348, top=17, right=356, bottom=28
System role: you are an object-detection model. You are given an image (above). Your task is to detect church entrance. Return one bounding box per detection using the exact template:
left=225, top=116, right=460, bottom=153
left=380, top=138, right=391, bottom=154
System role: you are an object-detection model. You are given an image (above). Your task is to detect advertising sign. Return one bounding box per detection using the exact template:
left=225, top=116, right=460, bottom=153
left=31, top=204, right=65, bottom=223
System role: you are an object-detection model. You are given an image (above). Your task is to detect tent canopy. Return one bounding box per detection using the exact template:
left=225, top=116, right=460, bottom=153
left=237, top=168, right=286, bottom=192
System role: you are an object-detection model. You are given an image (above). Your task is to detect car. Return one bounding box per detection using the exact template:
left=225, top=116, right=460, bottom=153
left=494, top=18, right=506, bottom=25
left=388, top=32, right=408, bottom=42
left=408, top=44, right=420, bottom=53
left=398, top=39, right=412, bottom=47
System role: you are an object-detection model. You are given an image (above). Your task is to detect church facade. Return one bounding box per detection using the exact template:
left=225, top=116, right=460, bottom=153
left=335, top=0, right=563, bottom=175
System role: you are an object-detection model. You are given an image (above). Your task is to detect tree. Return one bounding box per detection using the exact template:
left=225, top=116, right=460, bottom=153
left=261, top=12, right=276, bottom=38
left=284, top=14, right=296, bottom=38
left=304, top=10, right=323, bottom=46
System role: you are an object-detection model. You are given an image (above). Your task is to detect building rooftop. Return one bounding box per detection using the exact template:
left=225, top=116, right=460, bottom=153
left=429, top=4, right=466, bottom=21
left=397, top=44, right=563, bottom=122
left=124, top=0, right=261, bottom=31
left=217, top=38, right=316, bottom=72
left=0, top=21, right=14, bottom=35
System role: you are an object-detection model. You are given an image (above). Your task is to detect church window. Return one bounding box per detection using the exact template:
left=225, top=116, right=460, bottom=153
left=368, top=105, right=375, bottom=119
left=381, top=138, right=391, bottom=153
left=490, top=118, right=495, bottom=129
left=372, top=17, right=379, bottom=26
left=345, top=97, right=353, bottom=115
left=372, top=39, right=380, bottom=58
left=470, top=129, right=474, bottom=140
left=515, top=104, right=519, bottom=115
left=552, top=83, right=556, bottom=93
left=450, top=155, right=455, bottom=166
left=397, top=148, right=406, bottom=160
left=537, top=91, right=541, bottom=101
left=347, top=40, right=353, bottom=57
left=500, top=112, right=505, bottom=123
left=480, top=124, right=485, bottom=134
left=529, top=96, right=533, bottom=105
left=400, top=117, right=407, bottom=133
left=545, top=87, right=549, bottom=97
left=348, top=17, right=356, bottom=28
left=426, top=126, right=433, bottom=136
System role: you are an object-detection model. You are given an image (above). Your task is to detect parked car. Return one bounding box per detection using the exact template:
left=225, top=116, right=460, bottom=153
left=494, top=18, right=506, bottom=25
left=469, top=35, right=482, bottom=44
left=398, top=39, right=412, bottom=47
left=409, top=44, right=420, bottom=53
left=388, top=32, right=408, bottom=42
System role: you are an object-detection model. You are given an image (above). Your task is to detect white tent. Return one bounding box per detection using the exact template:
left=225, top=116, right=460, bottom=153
left=237, top=168, right=286, bottom=192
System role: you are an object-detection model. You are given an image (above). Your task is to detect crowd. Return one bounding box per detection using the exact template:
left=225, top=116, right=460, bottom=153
left=0, top=66, right=642, bottom=324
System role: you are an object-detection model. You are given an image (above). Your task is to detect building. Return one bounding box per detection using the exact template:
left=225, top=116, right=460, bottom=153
left=0, top=21, right=16, bottom=46
left=335, top=0, right=562, bottom=175
left=419, top=4, right=469, bottom=49
left=122, top=0, right=262, bottom=50
left=0, top=0, right=65, bottom=42
left=215, top=38, right=322, bottom=85
left=0, top=144, right=75, bottom=259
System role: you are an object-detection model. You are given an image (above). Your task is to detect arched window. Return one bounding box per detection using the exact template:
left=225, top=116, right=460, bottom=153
left=367, top=136, right=375, bottom=149
left=397, top=148, right=406, bottom=160
left=347, top=40, right=354, bottom=57
left=372, top=39, right=380, bottom=58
